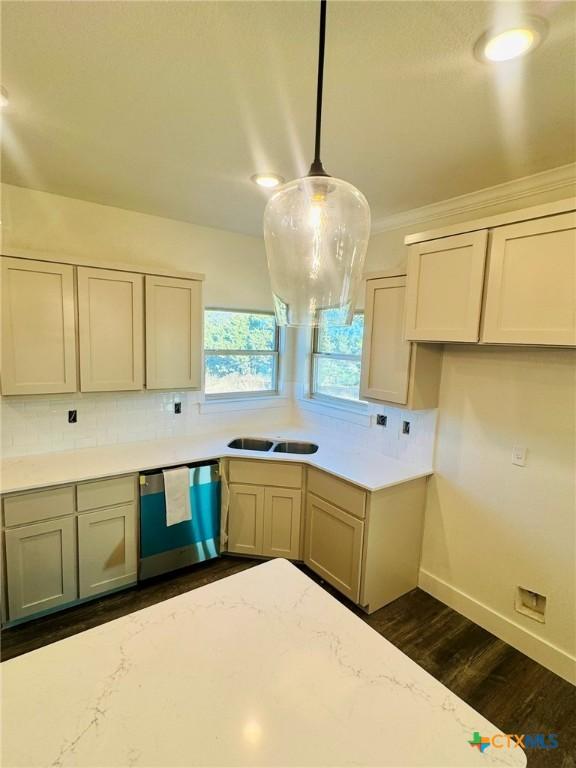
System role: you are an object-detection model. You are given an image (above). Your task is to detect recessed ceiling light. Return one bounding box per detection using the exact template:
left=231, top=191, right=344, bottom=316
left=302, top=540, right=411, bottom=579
left=0, top=86, right=9, bottom=108
left=251, top=173, right=285, bottom=189
left=475, top=18, right=547, bottom=63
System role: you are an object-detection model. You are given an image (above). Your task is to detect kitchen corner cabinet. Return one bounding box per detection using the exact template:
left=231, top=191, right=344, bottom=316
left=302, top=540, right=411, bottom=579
left=2, top=475, right=138, bottom=624
left=360, top=274, right=442, bottom=408
left=225, top=460, right=302, bottom=560
left=305, top=493, right=363, bottom=602
left=145, top=275, right=202, bottom=390
left=405, top=231, right=488, bottom=342
left=1, top=257, right=78, bottom=395
left=77, top=267, right=144, bottom=391
left=304, top=468, right=427, bottom=613
left=481, top=212, right=576, bottom=346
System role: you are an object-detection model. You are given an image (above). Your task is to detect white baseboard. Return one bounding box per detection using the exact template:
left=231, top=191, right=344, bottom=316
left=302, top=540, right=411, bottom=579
left=418, top=569, right=576, bottom=686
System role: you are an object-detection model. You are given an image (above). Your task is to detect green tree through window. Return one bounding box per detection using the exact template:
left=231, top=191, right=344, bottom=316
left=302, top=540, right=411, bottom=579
left=204, top=310, right=279, bottom=395
left=312, top=311, right=364, bottom=401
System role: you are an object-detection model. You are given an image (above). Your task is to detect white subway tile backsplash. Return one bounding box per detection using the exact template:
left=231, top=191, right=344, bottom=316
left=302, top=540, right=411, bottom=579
left=1, top=386, right=435, bottom=469
left=1, top=391, right=293, bottom=458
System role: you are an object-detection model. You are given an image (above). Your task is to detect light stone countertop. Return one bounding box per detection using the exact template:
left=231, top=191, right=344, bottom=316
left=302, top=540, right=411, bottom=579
left=1, top=559, right=526, bottom=768
left=0, top=427, right=432, bottom=495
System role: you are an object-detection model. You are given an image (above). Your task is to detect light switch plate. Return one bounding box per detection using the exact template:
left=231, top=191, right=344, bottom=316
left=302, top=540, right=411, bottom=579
left=512, top=445, right=527, bottom=466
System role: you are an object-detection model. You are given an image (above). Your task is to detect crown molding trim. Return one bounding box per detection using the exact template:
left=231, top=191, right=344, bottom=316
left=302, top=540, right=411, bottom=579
left=371, top=163, right=576, bottom=234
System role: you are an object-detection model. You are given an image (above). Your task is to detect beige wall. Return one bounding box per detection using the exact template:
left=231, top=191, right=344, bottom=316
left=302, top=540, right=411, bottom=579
left=422, top=346, right=575, bottom=680
left=1, top=183, right=273, bottom=310
left=365, top=182, right=576, bottom=682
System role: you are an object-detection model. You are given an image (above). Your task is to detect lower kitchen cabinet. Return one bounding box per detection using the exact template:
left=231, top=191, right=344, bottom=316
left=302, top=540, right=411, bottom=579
left=4, top=516, right=77, bottom=620
left=226, top=466, right=302, bottom=560
left=304, top=493, right=363, bottom=602
left=2, top=474, right=138, bottom=624
left=78, top=502, right=138, bottom=598
left=227, top=484, right=265, bottom=556
left=262, top=488, right=301, bottom=560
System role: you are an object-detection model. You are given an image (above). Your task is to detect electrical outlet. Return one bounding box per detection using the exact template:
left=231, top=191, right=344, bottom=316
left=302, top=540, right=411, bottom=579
left=174, top=402, right=182, bottom=414
left=402, top=420, right=410, bottom=435
left=515, top=587, right=546, bottom=623
left=68, top=410, right=77, bottom=424
left=376, top=414, right=387, bottom=427
left=512, top=446, right=527, bottom=466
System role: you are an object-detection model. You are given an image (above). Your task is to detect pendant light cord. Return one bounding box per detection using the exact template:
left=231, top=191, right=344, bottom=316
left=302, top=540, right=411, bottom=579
left=309, top=0, right=328, bottom=177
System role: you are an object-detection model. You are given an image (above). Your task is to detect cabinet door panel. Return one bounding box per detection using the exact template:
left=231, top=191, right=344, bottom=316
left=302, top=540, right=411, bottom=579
left=405, top=231, right=488, bottom=342
left=304, top=493, right=363, bottom=602
left=361, top=276, right=411, bottom=404
left=78, top=503, right=137, bottom=598
left=145, top=276, right=202, bottom=389
left=78, top=267, right=144, bottom=391
left=1, top=257, right=77, bottom=395
left=227, top=484, right=264, bottom=555
left=262, top=488, right=301, bottom=559
left=482, top=212, right=576, bottom=346
left=5, top=517, right=77, bottom=620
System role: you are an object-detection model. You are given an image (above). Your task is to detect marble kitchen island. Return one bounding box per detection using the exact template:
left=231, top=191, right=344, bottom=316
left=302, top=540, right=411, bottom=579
left=1, top=559, right=526, bottom=767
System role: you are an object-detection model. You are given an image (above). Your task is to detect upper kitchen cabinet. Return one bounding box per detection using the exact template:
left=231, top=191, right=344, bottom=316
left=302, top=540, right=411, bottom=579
left=145, top=275, right=202, bottom=390
left=403, top=200, right=576, bottom=347
left=77, top=267, right=144, bottom=391
left=360, top=274, right=442, bottom=409
left=404, top=231, right=488, bottom=342
left=1, top=257, right=78, bottom=395
left=481, top=212, right=576, bottom=346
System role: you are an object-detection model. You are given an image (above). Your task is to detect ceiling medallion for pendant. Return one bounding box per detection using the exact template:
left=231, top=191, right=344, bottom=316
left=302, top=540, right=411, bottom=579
left=263, top=0, right=370, bottom=327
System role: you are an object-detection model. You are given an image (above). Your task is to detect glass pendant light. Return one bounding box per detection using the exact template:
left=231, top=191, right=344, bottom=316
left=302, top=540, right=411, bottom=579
left=264, top=0, right=371, bottom=327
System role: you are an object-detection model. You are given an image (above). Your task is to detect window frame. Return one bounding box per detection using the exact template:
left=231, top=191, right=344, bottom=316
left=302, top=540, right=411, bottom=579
left=204, top=307, right=280, bottom=399
left=310, top=311, right=365, bottom=405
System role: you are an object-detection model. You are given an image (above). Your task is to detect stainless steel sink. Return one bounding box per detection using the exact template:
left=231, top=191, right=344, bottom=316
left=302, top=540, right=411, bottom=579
left=272, top=441, right=319, bottom=455
left=227, top=438, right=274, bottom=451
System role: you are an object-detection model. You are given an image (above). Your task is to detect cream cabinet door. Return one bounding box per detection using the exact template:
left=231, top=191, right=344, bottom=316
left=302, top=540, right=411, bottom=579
left=78, top=503, right=137, bottom=598
left=77, top=267, right=144, bottom=391
left=360, top=276, right=412, bottom=404
left=145, top=275, right=202, bottom=390
left=1, top=257, right=77, bottom=395
left=262, top=487, right=301, bottom=560
left=227, top=484, right=265, bottom=556
left=5, top=517, right=77, bottom=620
left=405, top=231, right=488, bottom=342
left=482, top=212, right=576, bottom=346
left=304, top=493, right=364, bottom=602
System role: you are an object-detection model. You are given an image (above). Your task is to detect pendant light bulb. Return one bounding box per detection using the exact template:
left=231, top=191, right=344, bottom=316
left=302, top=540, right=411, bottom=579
left=263, top=0, right=370, bottom=327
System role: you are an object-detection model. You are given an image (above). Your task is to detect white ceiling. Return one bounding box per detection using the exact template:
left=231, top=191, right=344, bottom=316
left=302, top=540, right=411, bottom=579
left=2, top=0, right=575, bottom=236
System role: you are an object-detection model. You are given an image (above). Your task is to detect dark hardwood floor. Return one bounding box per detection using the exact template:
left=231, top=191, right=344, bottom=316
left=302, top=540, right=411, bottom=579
left=2, top=556, right=575, bottom=768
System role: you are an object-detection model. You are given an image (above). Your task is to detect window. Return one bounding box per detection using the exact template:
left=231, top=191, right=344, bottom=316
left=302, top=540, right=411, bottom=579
left=204, top=309, right=279, bottom=396
left=311, top=309, right=364, bottom=402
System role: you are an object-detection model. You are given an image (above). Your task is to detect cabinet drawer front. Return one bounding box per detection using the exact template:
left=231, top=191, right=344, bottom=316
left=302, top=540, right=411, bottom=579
left=227, top=484, right=265, bottom=555
left=77, top=475, right=137, bottom=512
left=4, top=486, right=75, bottom=527
left=482, top=212, right=576, bottom=346
left=304, top=493, right=364, bottom=603
left=405, top=231, right=488, bottom=342
left=1, top=257, right=78, bottom=395
left=77, top=267, right=144, bottom=392
left=307, top=468, right=366, bottom=519
left=78, top=503, right=137, bottom=598
left=5, top=516, right=77, bottom=620
left=228, top=460, right=302, bottom=489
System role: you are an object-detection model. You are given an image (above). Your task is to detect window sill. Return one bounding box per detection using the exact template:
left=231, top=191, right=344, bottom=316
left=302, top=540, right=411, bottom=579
left=199, top=393, right=290, bottom=415
left=297, top=394, right=372, bottom=426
